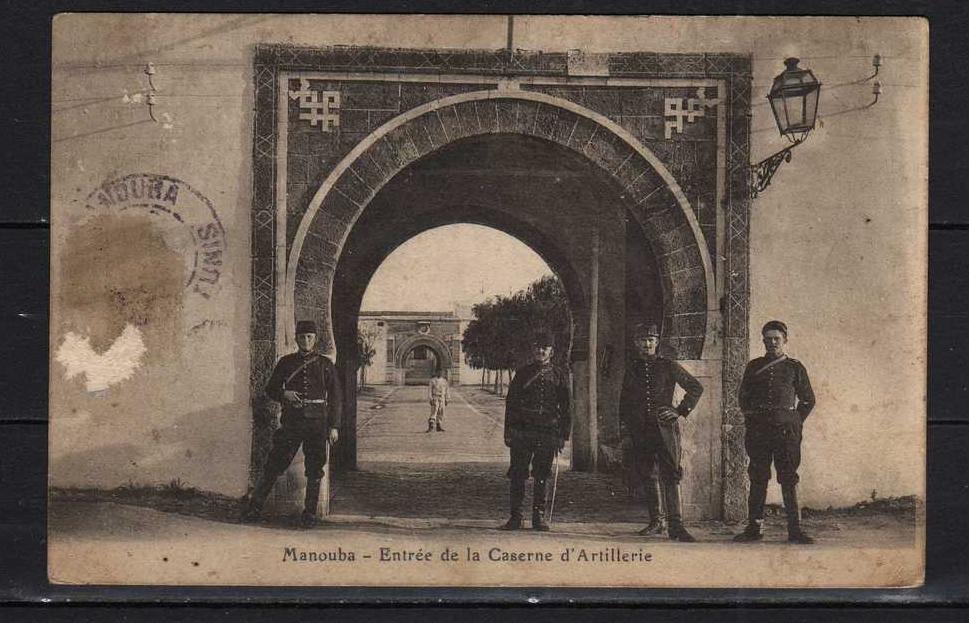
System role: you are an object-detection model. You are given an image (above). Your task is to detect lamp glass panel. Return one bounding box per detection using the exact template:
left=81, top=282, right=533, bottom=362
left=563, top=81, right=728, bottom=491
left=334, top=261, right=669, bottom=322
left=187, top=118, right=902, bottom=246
left=804, top=89, right=819, bottom=128
left=787, top=95, right=806, bottom=129
left=771, top=95, right=788, bottom=132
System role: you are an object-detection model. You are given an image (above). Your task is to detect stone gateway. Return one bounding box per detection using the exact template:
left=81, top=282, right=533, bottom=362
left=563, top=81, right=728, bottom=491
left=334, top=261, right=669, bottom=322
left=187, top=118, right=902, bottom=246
left=249, top=45, right=753, bottom=521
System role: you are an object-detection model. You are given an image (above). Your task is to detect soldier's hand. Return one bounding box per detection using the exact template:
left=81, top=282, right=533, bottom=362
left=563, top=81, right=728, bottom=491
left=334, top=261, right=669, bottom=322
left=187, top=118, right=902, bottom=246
left=284, top=390, right=303, bottom=407
left=329, top=428, right=339, bottom=445
left=657, top=406, right=679, bottom=425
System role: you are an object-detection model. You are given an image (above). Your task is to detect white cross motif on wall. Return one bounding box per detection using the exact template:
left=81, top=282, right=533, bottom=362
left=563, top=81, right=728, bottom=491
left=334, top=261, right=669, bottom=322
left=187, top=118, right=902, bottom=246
left=664, top=87, right=721, bottom=139
left=288, top=78, right=341, bottom=132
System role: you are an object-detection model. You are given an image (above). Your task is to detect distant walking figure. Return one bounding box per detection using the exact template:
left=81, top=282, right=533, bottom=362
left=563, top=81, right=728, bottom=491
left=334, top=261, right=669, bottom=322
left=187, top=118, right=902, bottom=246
left=427, top=369, right=450, bottom=432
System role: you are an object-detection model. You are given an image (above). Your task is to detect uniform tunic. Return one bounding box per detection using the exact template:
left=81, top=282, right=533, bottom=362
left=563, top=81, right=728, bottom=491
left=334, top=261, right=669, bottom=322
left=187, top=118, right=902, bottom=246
left=738, top=355, right=815, bottom=485
left=263, top=351, right=343, bottom=480
left=620, top=355, right=704, bottom=483
left=504, top=362, right=571, bottom=482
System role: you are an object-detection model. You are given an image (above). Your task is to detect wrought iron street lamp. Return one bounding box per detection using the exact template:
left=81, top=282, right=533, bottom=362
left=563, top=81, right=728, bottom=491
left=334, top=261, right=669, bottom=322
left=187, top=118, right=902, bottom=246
left=751, top=57, right=822, bottom=196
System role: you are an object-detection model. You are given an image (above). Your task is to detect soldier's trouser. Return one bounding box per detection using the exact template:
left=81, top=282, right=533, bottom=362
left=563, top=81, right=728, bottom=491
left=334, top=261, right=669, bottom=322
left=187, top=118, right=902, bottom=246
left=632, top=423, right=684, bottom=524
left=250, top=416, right=329, bottom=512
left=507, top=443, right=556, bottom=517
left=635, top=422, right=684, bottom=483
left=429, top=398, right=446, bottom=426
left=744, top=410, right=802, bottom=486
left=744, top=410, right=803, bottom=523
left=625, top=445, right=663, bottom=522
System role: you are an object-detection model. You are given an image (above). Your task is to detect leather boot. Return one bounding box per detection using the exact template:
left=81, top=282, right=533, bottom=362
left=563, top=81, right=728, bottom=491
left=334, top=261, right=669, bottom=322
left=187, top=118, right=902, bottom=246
left=436, top=422, right=445, bottom=432
left=532, top=478, right=550, bottom=531
left=733, top=480, right=768, bottom=542
left=638, top=478, right=666, bottom=536
left=240, top=472, right=277, bottom=522
left=500, top=479, right=525, bottom=530
left=782, top=483, right=814, bottom=544
left=426, top=418, right=435, bottom=433
left=300, top=477, right=323, bottom=527
left=663, top=481, right=695, bottom=542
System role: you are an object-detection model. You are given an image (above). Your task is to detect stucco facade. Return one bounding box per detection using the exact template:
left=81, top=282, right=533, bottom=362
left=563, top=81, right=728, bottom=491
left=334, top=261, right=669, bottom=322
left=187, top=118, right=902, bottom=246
left=49, top=16, right=926, bottom=521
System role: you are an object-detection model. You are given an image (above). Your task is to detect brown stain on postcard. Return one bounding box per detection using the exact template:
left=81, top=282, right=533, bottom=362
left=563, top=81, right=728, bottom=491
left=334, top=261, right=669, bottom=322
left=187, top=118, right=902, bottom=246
left=59, top=213, right=184, bottom=365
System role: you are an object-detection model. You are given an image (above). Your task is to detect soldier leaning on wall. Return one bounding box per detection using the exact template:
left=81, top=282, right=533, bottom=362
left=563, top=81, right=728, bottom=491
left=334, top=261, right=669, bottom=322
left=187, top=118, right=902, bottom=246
left=241, top=320, right=343, bottom=528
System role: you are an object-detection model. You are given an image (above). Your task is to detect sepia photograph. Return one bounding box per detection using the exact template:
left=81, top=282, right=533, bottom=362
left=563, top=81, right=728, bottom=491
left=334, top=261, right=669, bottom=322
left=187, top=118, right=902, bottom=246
left=47, top=14, right=926, bottom=588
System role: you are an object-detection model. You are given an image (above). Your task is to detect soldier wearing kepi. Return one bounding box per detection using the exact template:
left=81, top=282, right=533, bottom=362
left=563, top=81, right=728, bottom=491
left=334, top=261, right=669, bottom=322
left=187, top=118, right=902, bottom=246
left=500, top=331, right=571, bottom=532
left=620, top=323, right=704, bottom=542
left=734, top=320, right=816, bottom=544
left=242, top=320, right=343, bottom=527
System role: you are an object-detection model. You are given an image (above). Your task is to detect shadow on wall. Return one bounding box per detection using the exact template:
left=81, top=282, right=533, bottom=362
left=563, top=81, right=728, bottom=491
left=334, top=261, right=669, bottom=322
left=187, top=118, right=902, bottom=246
left=50, top=401, right=251, bottom=497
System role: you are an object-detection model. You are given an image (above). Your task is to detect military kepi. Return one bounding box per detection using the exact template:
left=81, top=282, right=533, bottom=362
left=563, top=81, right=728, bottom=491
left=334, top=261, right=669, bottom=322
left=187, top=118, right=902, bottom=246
left=296, top=320, right=317, bottom=334
left=633, top=323, right=661, bottom=338
left=531, top=331, right=554, bottom=346
left=761, top=320, right=788, bottom=337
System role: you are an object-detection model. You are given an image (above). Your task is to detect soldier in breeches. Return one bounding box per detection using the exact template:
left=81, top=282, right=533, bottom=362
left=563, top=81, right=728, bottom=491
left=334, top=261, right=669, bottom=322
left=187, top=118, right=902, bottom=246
left=620, top=323, right=704, bottom=542
left=734, top=320, right=816, bottom=544
left=427, top=369, right=450, bottom=432
left=242, top=320, right=343, bottom=527
left=500, top=332, right=571, bottom=532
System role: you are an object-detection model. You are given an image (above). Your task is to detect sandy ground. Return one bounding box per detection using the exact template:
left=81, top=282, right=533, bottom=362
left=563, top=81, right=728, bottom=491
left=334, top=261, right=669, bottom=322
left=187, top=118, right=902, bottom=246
left=47, top=385, right=922, bottom=587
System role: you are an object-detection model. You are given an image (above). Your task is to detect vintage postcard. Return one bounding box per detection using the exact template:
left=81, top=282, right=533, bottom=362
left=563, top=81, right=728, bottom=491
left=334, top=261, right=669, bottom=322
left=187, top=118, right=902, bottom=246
left=48, top=15, right=927, bottom=589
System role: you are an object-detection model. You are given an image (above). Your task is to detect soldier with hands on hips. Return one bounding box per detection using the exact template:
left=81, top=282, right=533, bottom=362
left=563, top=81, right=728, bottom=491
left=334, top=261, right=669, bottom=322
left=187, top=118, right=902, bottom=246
left=733, top=320, right=816, bottom=544
left=242, top=320, right=343, bottom=527
left=620, top=323, right=704, bottom=542
left=500, top=331, right=571, bottom=532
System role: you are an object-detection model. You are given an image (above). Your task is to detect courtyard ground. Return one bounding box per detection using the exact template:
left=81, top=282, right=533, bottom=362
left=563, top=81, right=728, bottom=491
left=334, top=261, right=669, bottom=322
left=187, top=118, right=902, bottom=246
left=48, top=385, right=921, bottom=587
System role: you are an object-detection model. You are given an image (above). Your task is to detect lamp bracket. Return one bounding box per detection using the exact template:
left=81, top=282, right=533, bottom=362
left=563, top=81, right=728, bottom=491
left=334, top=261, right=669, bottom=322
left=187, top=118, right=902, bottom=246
left=750, top=137, right=805, bottom=197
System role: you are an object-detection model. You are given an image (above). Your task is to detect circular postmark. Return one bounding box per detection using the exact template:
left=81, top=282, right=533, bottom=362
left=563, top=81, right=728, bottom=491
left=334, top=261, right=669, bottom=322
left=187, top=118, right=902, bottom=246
left=84, top=174, right=227, bottom=298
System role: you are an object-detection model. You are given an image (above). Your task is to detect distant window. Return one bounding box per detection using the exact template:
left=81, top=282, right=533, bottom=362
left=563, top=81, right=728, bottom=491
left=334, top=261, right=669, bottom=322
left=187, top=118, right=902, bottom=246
left=413, top=346, right=428, bottom=360
left=377, top=321, right=384, bottom=327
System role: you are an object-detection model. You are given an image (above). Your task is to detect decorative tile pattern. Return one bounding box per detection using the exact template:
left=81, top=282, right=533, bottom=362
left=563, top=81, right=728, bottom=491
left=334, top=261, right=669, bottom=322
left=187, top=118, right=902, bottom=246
left=664, top=87, right=721, bottom=139
left=288, top=78, right=341, bottom=131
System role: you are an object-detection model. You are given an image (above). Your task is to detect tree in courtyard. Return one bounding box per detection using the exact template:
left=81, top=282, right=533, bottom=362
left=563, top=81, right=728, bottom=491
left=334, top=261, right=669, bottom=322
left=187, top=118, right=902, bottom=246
left=462, top=275, right=571, bottom=396
left=356, top=324, right=381, bottom=390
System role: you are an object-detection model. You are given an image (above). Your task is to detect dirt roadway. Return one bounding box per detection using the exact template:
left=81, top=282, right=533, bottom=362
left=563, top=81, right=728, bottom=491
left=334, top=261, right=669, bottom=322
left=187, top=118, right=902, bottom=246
left=47, top=382, right=920, bottom=587
left=47, top=498, right=921, bottom=588
left=50, top=385, right=918, bottom=553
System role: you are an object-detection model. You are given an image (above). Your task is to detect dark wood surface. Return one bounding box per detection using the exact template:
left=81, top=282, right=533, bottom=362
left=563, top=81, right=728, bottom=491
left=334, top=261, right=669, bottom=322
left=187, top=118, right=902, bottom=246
left=0, top=0, right=967, bottom=612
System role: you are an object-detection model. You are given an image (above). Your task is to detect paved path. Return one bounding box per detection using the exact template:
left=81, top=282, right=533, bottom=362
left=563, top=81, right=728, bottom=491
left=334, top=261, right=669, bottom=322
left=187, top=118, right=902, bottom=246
left=356, top=385, right=507, bottom=463
left=336, top=385, right=621, bottom=522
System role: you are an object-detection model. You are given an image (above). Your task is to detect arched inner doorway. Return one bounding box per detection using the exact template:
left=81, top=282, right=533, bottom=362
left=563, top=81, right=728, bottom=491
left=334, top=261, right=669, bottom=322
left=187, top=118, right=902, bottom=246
left=353, top=223, right=576, bottom=471
left=400, top=341, right=443, bottom=385
left=329, top=132, right=666, bottom=473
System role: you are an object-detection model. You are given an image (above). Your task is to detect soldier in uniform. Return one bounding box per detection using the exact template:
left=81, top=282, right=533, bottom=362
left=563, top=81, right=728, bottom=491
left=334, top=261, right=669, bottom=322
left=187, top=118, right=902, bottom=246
left=733, top=320, right=816, bottom=544
left=427, top=368, right=450, bottom=432
left=500, top=332, right=571, bottom=532
left=242, top=320, right=343, bottom=527
left=620, top=323, right=704, bottom=542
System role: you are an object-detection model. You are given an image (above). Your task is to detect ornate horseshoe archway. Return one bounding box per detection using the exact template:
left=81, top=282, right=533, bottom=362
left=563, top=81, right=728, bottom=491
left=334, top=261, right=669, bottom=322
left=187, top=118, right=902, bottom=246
left=250, top=46, right=753, bottom=520
left=286, top=89, right=717, bottom=360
